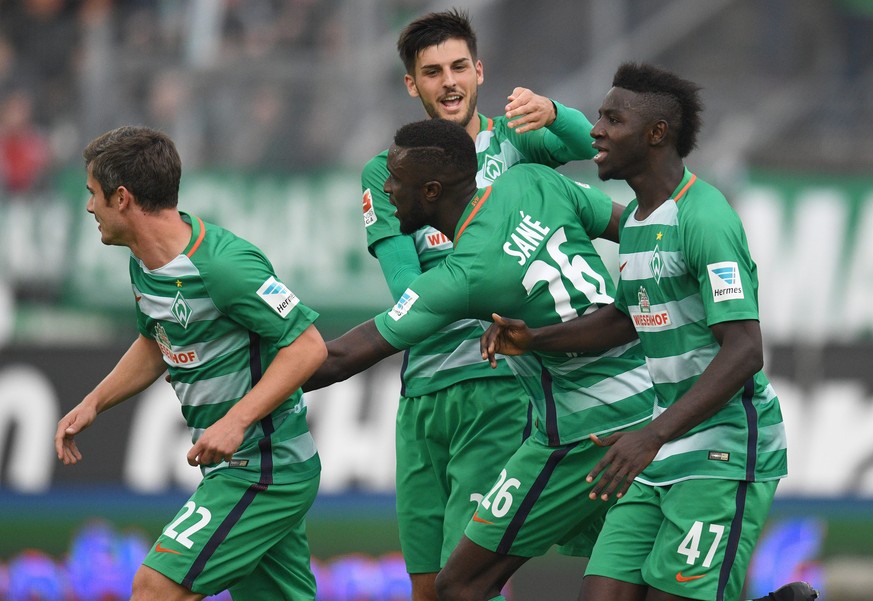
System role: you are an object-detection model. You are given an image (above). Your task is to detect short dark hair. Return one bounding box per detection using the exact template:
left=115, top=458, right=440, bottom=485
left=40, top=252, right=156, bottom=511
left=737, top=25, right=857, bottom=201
left=83, top=126, right=181, bottom=212
left=612, top=62, right=703, bottom=158
left=396, top=8, right=477, bottom=74
left=393, top=119, right=477, bottom=180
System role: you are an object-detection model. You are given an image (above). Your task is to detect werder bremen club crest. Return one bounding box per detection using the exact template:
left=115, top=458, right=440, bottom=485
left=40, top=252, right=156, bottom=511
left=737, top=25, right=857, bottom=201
left=171, top=290, right=193, bottom=328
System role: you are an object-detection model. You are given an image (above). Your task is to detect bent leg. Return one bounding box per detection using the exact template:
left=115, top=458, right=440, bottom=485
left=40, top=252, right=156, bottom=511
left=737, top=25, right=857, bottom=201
left=131, top=565, right=204, bottom=601
left=436, top=536, right=528, bottom=601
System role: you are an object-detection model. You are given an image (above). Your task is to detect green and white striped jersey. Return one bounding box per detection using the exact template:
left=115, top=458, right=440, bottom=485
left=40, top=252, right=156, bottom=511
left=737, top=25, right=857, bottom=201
left=361, top=105, right=595, bottom=396
left=615, top=170, right=788, bottom=484
left=131, top=212, right=321, bottom=485
left=374, top=165, right=654, bottom=445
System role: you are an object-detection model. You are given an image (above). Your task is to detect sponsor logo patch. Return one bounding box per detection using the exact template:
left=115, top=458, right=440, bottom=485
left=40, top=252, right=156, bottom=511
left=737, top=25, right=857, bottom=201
left=707, top=261, right=744, bottom=302
left=422, top=227, right=451, bottom=249
left=257, top=276, right=299, bottom=318
left=631, top=310, right=672, bottom=329
left=154, top=323, right=201, bottom=367
left=638, top=286, right=651, bottom=313
left=171, top=291, right=192, bottom=328
left=388, top=289, right=419, bottom=321
left=362, top=188, right=377, bottom=227
left=708, top=451, right=730, bottom=462
left=227, top=459, right=249, bottom=468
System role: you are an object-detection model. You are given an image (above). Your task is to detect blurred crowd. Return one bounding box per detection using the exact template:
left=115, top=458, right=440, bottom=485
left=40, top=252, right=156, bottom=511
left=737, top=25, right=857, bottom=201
left=0, top=0, right=421, bottom=199
left=2, top=0, right=872, bottom=201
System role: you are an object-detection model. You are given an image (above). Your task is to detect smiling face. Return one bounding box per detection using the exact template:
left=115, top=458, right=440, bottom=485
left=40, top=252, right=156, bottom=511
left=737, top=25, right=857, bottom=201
left=404, top=37, right=483, bottom=133
left=384, top=145, right=430, bottom=235
left=591, top=86, right=654, bottom=182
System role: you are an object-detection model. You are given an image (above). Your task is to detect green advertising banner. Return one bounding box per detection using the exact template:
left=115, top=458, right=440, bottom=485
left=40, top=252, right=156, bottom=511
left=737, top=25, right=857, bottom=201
left=1, top=167, right=872, bottom=343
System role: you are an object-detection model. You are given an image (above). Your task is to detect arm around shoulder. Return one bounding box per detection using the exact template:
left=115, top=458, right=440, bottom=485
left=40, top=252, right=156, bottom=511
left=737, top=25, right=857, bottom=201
left=303, top=319, right=400, bottom=391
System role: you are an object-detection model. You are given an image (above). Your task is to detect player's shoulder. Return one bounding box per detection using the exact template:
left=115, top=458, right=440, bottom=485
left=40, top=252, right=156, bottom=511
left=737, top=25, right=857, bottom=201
left=361, top=149, right=388, bottom=180
left=362, top=149, right=389, bottom=172
left=678, top=176, right=738, bottom=224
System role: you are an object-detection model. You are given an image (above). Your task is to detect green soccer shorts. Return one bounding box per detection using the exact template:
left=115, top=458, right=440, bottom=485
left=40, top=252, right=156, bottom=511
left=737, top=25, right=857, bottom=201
left=463, top=434, right=620, bottom=559
left=585, top=478, right=778, bottom=601
left=395, top=376, right=530, bottom=573
left=142, top=471, right=320, bottom=599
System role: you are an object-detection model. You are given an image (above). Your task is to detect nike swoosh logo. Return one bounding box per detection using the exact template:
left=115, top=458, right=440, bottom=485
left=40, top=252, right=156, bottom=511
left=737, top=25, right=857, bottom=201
left=472, top=511, right=494, bottom=525
left=135, top=295, right=142, bottom=302
left=619, top=261, right=628, bottom=272
left=675, top=572, right=705, bottom=583
left=155, top=542, right=181, bottom=555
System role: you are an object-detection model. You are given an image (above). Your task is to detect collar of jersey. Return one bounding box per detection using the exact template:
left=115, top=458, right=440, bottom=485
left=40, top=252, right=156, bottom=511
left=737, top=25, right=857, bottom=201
left=180, top=211, right=207, bottom=257
left=455, top=186, right=493, bottom=243
left=671, top=167, right=697, bottom=203
left=477, top=113, right=494, bottom=133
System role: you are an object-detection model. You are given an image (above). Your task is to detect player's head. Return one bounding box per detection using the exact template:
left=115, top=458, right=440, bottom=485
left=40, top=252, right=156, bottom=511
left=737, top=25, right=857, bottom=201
left=397, top=8, right=484, bottom=131
left=591, top=62, right=703, bottom=181
left=385, top=118, right=476, bottom=234
left=83, top=125, right=181, bottom=213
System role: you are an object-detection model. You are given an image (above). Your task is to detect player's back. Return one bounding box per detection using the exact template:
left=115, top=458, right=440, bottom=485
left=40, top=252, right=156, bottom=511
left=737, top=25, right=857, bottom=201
left=451, top=164, right=654, bottom=446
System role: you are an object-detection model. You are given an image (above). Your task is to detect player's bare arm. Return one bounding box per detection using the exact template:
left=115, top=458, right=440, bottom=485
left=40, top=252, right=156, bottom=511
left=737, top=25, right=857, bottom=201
left=600, top=201, right=626, bottom=243
left=481, top=304, right=638, bottom=366
left=55, top=334, right=167, bottom=465
left=302, top=319, right=400, bottom=391
left=187, top=324, right=327, bottom=467
left=585, top=319, right=765, bottom=501
left=505, top=87, right=556, bottom=134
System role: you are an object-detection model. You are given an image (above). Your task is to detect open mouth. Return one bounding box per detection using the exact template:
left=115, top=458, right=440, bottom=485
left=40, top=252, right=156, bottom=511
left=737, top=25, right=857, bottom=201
left=440, top=94, right=463, bottom=110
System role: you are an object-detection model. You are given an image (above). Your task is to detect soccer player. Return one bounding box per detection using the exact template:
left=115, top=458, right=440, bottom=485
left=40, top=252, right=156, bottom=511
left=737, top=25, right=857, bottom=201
left=480, top=63, right=818, bottom=601
left=306, top=117, right=655, bottom=601
left=54, top=126, right=327, bottom=601
left=359, top=9, right=598, bottom=599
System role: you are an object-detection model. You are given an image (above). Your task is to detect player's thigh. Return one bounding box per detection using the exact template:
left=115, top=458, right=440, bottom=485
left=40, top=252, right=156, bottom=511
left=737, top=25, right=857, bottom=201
left=142, top=472, right=319, bottom=596
left=584, top=481, right=663, bottom=586
left=228, top=517, right=316, bottom=601
left=464, top=435, right=614, bottom=559
left=395, top=393, right=450, bottom=574
left=644, top=478, right=778, bottom=601
left=440, top=377, right=530, bottom=565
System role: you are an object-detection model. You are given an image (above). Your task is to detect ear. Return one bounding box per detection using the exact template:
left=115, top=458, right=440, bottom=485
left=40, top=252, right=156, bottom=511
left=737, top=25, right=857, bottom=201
left=423, top=180, right=442, bottom=204
left=475, top=59, right=484, bottom=85
left=115, top=186, right=134, bottom=210
left=404, top=73, right=420, bottom=98
left=649, top=120, right=669, bottom=147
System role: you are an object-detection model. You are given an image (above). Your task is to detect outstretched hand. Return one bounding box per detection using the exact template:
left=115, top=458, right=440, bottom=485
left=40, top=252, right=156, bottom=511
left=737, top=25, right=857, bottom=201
left=586, top=429, right=662, bottom=501
left=55, top=404, right=98, bottom=465
left=480, top=313, right=534, bottom=368
left=505, top=87, right=556, bottom=134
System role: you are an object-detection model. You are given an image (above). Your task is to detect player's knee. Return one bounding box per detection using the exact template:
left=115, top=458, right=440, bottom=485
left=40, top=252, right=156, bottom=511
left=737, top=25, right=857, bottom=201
left=131, top=565, right=198, bottom=601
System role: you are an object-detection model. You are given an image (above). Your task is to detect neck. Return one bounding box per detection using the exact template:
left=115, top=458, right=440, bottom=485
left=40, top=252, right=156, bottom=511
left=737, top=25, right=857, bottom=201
left=628, top=160, right=686, bottom=217
left=464, top=111, right=482, bottom=141
left=436, top=183, right=479, bottom=241
left=128, top=210, right=192, bottom=270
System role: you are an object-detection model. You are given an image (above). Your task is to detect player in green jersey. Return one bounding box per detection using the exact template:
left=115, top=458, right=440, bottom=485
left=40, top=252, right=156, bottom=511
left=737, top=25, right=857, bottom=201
left=306, top=117, right=655, bottom=601
left=54, top=126, right=327, bottom=601
left=481, top=63, right=818, bottom=601
left=360, top=9, right=598, bottom=599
